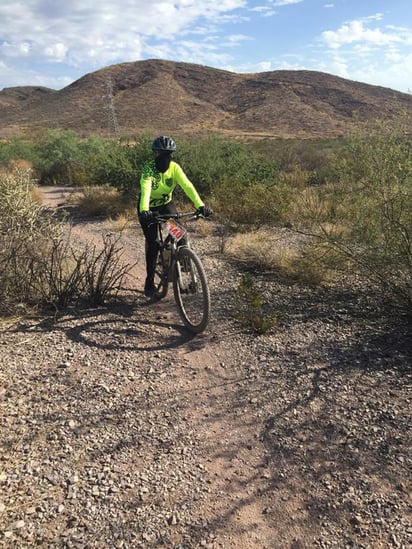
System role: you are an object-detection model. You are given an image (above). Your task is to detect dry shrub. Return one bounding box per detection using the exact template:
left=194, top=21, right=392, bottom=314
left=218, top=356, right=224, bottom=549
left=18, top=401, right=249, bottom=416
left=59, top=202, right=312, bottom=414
left=226, top=228, right=335, bottom=285
left=288, top=242, right=345, bottom=285
left=30, top=185, right=44, bottom=204
left=192, top=217, right=215, bottom=238
left=0, top=169, right=60, bottom=314
left=0, top=168, right=57, bottom=237
left=292, top=117, right=412, bottom=308
left=74, top=185, right=133, bottom=218
left=0, top=171, right=133, bottom=316
left=7, top=159, right=34, bottom=172
left=108, top=213, right=134, bottom=232
left=289, top=186, right=337, bottom=229
left=234, top=273, right=278, bottom=334
left=278, top=165, right=310, bottom=189
left=226, top=229, right=295, bottom=269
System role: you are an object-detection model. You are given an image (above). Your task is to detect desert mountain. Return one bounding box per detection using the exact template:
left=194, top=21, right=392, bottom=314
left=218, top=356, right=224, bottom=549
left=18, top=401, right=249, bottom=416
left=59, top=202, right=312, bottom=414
left=1, top=59, right=411, bottom=139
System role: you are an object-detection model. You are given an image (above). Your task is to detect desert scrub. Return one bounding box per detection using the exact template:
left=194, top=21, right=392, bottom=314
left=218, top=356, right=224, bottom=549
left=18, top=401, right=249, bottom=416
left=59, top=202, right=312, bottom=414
left=234, top=274, right=278, bottom=334
left=0, top=168, right=54, bottom=233
left=0, top=168, right=60, bottom=313
left=29, top=231, right=133, bottom=308
left=226, top=228, right=334, bottom=285
left=211, top=179, right=285, bottom=227
left=294, top=116, right=412, bottom=308
left=71, top=185, right=135, bottom=219
left=0, top=170, right=132, bottom=315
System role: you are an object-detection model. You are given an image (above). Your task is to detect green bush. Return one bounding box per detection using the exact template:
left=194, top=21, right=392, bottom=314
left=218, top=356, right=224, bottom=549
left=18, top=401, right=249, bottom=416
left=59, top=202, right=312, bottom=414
left=234, top=274, right=278, bottom=334
left=251, top=137, right=340, bottom=174
left=295, top=116, right=412, bottom=308
left=177, top=134, right=279, bottom=196
left=0, top=137, right=40, bottom=169
left=94, top=135, right=152, bottom=196
left=33, top=130, right=85, bottom=185
left=210, top=179, right=285, bottom=226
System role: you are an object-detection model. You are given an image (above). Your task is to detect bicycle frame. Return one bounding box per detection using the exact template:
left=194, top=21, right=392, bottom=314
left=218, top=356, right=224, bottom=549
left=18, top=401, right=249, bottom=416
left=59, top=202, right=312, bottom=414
left=150, top=212, right=211, bottom=333
left=154, top=214, right=190, bottom=280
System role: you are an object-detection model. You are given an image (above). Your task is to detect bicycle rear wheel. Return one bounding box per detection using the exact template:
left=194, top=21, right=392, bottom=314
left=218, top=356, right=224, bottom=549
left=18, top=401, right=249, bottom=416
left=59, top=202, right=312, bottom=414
left=172, top=247, right=210, bottom=333
left=153, top=248, right=169, bottom=299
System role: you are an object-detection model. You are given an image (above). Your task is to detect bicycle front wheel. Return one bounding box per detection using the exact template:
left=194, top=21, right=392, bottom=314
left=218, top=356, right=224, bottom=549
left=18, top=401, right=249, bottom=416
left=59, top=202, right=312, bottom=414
left=172, top=247, right=210, bottom=333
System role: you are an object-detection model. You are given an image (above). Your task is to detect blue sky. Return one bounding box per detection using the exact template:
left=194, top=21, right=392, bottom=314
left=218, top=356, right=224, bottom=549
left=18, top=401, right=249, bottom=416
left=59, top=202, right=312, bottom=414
left=0, top=0, right=411, bottom=93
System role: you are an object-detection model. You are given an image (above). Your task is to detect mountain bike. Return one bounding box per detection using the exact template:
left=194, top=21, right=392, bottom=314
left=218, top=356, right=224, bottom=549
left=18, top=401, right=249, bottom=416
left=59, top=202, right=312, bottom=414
left=149, top=212, right=211, bottom=334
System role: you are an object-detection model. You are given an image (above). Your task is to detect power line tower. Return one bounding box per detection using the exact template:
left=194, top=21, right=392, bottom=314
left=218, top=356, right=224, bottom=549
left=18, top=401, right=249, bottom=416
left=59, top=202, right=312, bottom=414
left=103, top=78, right=120, bottom=138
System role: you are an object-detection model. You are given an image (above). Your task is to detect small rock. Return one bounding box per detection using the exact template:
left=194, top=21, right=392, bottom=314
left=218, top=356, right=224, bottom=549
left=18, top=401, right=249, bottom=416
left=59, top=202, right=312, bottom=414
left=168, top=514, right=178, bottom=525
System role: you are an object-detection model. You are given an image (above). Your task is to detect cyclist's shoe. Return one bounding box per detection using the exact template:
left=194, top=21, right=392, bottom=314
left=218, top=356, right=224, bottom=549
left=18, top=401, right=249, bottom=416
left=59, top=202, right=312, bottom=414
left=144, top=279, right=157, bottom=297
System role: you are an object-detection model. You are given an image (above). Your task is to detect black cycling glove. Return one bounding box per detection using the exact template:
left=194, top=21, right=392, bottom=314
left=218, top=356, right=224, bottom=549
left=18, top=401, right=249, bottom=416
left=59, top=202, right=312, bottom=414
left=196, top=206, right=212, bottom=218
left=140, top=210, right=154, bottom=225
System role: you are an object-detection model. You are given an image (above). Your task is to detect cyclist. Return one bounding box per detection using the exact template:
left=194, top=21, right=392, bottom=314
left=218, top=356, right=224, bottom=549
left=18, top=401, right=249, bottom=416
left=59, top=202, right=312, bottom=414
left=138, top=135, right=212, bottom=297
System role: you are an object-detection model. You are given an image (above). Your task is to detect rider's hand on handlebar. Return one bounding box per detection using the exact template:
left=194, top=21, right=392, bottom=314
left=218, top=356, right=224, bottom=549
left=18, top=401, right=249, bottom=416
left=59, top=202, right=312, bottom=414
left=196, top=205, right=212, bottom=218
left=140, top=210, right=154, bottom=225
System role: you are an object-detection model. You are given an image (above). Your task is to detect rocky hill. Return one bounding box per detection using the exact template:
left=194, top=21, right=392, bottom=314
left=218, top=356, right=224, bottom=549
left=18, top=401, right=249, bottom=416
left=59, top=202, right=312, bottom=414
left=1, top=59, right=411, bottom=139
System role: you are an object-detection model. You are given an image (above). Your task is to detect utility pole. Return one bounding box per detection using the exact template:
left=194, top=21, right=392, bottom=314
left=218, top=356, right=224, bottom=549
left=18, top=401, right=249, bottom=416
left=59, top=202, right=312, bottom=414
left=103, top=78, right=120, bottom=138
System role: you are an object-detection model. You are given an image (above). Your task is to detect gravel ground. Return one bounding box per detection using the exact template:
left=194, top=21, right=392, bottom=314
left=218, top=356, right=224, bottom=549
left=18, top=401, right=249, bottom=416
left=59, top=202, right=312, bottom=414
left=0, top=190, right=411, bottom=548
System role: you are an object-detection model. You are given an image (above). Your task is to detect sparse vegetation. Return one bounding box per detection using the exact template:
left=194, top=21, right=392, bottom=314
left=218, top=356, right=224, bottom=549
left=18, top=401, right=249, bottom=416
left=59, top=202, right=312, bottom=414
left=71, top=185, right=135, bottom=219
left=291, top=117, right=412, bottom=308
left=226, top=229, right=335, bottom=286
left=0, top=169, right=132, bottom=315
left=234, top=273, right=278, bottom=334
left=0, top=116, right=410, bottom=313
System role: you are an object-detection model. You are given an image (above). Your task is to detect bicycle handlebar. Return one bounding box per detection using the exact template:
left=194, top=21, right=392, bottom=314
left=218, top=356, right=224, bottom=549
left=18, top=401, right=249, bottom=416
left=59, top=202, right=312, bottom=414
left=154, top=211, right=206, bottom=222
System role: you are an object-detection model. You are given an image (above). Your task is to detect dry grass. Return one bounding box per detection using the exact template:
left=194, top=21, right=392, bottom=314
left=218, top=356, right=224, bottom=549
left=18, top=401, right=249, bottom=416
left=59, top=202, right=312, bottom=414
left=193, top=218, right=215, bottom=238
left=108, top=213, right=135, bottom=232
left=6, top=159, right=34, bottom=172
left=278, top=165, right=310, bottom=189
left=226, top=228, right=337, bottom=285
left=31, top=185, right=44, bottom=204
left=71, top=185, right=133, bottom=218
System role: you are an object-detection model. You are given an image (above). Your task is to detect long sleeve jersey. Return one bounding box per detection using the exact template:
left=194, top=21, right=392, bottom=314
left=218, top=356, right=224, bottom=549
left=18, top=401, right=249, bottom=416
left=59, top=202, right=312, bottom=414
left=139, top=159, right=204, bottom=213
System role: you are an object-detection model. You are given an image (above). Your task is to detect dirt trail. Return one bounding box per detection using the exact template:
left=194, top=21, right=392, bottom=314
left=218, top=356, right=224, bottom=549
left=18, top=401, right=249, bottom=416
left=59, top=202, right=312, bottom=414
left=39, top=186, right=278, bottom=548
left=0, top=187, right=410, bottom=549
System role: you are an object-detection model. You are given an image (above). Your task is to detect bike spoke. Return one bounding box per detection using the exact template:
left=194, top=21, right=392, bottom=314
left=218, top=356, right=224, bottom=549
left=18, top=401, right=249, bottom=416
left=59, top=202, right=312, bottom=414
left=173, top=248, right=210, bottom=333
left=152, top=250, right=168, bottom=298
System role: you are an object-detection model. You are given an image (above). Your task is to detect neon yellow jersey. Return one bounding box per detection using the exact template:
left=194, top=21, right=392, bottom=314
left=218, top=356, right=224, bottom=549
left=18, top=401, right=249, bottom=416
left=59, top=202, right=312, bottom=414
left=139, top=160, right=204, bottom=212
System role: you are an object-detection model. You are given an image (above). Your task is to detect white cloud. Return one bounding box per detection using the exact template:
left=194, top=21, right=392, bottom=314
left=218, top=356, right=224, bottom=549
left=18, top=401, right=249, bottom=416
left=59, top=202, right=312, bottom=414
left=321, top=16, right=407, bottom=49
left=44, top=43, right=68, bottom=63
left=314, top=14, right=412, bottom=92
left=225, top=34, right=252, bottom=45
left=351, top=54, right=412, bottom=92
left=0, top=0, right=247, bottom=74
left=0, top=59, right=72, bottom=89
left=255, top=61, right=272, bottom=71
left=269, top=0, right=303, bottom=5
left=19, top=43, right=31, bottom=56
left=249, top=6, right=276, bottom=17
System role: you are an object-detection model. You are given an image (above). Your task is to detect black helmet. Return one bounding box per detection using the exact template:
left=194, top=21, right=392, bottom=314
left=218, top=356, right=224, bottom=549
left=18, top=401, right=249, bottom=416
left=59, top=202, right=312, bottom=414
left=152, top=135, right=177, bottom=152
